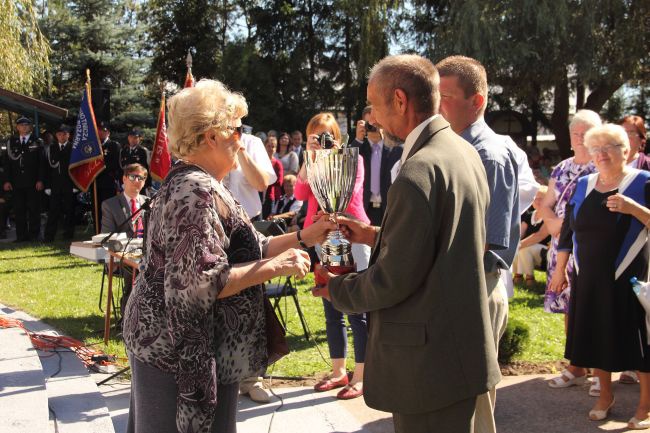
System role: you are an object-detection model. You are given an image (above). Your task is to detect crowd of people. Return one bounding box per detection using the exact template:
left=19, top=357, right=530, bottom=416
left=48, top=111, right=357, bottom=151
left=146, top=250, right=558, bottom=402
left=0, top=118, right=151, bottom=242
left=1, top=52, right=650, bottom=433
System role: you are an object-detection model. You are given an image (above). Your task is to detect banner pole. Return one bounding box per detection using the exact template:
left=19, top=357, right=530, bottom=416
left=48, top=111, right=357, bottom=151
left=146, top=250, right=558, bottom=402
left=93, top=182, right=100, bottom=234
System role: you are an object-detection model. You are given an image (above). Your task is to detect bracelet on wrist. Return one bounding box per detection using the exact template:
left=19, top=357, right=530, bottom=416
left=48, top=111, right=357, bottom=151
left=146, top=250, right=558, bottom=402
left=296, top=230, right=309, bottom=249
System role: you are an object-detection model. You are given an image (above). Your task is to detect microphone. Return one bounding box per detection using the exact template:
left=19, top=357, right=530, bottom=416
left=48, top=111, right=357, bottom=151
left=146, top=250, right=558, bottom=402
left=100, top=193, right=159, bottom=250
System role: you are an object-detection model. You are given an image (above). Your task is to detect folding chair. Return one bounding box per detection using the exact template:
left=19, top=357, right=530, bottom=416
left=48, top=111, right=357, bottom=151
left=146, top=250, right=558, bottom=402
left=264, top=275, right=310, bottom=340
left=253, top=219, right=310, bottom=341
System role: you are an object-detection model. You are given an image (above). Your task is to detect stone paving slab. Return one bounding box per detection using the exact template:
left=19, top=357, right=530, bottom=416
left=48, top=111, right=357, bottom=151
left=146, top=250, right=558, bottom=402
left=0, top=326, right=49, bottom=433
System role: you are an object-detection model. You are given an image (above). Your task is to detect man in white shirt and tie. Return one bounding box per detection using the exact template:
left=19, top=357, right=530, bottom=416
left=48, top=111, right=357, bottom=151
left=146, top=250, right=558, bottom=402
left=351, top=106, right=403, bottom=225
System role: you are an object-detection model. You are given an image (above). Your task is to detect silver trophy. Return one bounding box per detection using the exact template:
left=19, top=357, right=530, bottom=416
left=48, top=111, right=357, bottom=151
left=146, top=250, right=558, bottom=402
left=305, top=145, right=358, bottom=272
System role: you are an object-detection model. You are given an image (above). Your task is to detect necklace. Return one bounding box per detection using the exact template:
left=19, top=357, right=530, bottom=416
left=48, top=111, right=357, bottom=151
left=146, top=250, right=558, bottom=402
left=598, top=171, right=626, bottom=186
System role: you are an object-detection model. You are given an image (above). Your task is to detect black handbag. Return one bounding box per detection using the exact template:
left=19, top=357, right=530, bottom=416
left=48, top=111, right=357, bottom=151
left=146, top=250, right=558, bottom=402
left=264, top=295, right=289, bottom=365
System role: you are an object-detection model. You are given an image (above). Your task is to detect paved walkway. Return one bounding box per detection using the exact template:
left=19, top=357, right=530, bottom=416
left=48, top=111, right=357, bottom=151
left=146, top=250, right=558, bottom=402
left=95, top=372, right=645, bottom=433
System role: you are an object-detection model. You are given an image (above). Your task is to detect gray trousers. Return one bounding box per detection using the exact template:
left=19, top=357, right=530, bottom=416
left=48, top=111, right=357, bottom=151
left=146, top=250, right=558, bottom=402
left=127, top=354, right=239, bottom=433
left=474, top=270, right=509, bottom=433
left=393, top=395, right=477, bottom=433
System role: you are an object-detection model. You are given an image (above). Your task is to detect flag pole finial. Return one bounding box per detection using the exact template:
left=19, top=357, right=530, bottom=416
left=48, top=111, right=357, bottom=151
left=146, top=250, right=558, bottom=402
left=186, top=50, right=193, bottom=69
left=85, top=69, right=91, bottom=84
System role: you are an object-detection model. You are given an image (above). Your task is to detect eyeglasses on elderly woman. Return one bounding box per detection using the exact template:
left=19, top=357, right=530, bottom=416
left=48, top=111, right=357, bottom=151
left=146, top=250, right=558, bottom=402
left=587, top=143, right=623, bottom=155
left=225, top=125, right=244, bottom=137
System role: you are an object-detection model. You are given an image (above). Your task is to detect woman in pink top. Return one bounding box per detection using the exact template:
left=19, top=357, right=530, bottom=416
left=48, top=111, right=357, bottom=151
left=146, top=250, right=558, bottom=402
left=295, top=112, right=370, bottom=400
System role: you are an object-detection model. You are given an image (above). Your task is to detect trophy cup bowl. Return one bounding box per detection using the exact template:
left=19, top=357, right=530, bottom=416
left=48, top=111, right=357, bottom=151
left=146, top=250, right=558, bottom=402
left=305, top=147, right=358, bottom=274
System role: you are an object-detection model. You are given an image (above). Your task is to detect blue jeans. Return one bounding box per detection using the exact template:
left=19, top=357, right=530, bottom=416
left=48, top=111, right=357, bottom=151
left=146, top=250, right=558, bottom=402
left=322, top=298, right=367, bottom=362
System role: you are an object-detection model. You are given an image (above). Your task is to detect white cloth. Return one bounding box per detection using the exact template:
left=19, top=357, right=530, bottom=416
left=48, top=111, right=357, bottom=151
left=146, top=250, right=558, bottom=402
left=513, top=243, right=545, bottom=275
left=501, top=135, right=539, bottom=215
left=223, top=133, right=277, bottom=219
left=400, top=115, right=439, bottom=166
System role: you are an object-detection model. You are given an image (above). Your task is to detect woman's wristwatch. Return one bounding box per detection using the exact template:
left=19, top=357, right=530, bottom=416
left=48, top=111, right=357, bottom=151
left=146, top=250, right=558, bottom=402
left=296, top=230, right=309, bottom=249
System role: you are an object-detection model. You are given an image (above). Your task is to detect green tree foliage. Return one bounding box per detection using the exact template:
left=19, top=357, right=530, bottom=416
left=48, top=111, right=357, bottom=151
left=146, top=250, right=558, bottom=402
left=39, top=0, right=156, bottom=138
left=146, top=0, right=396, bottom=133
left=405, top=0, right=649, bottom=157
left=0, top=0, right=51, bottom=94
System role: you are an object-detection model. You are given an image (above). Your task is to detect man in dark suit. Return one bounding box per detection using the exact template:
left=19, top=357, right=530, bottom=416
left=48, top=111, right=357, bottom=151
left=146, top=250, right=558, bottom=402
left=101, top=163, right=148, bottom=317
left=2, top=117, right=45, bottom=242
left=313, top=54, right=500, bottom=433
left=94, top=121, right=122, bottom=226
left=43, top=125, right=76, bottom=241
left=350, top=106, right=403, bottom=225
left=101, top=163, right=148, bottom=237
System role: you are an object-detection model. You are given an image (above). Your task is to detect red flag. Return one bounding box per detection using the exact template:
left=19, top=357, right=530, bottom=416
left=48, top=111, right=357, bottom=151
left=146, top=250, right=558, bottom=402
left=150, top=94, right=170, bottom=182
left=184, top=68, right=194, bottom=88
left=69, top=80, right=105, bottom=192
left=184, top=50, right=195, bottom=87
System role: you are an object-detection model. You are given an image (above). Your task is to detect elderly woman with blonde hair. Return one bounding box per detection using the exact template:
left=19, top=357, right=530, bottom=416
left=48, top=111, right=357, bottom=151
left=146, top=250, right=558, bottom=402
left=122, top=79, right=333, bottom=433
left=550, top=124, right=650, bottom=428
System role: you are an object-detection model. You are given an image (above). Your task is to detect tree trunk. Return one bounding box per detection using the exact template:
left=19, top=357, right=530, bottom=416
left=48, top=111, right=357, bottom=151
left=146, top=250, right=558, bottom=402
left=550, top=70, right=571, bottom=159
left=584, top=81, right=624, bottom=112
left=576, top=79, right=585, bottom=109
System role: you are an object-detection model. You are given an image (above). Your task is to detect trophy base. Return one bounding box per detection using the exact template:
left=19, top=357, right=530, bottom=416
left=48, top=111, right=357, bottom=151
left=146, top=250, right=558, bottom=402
left=325, top=264, right=356, bottom=275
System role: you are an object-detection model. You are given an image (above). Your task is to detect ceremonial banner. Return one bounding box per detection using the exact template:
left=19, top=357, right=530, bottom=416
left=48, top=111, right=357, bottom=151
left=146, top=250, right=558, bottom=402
left=68, top=82, right=105, bottom=192
left=184, top=69, right=195, bottom=88
left=184, top=50, right=195, bottom=87
left=150, top=94, right=171, bottom=182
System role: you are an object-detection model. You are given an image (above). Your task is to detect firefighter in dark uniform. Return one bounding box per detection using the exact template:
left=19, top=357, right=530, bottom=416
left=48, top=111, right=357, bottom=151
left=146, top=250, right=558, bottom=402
left=43, top=124, right=76, bottom=242
left=95, top=121, right=122, bottom=226
left=2, top=117, right=45, bottom=242
left=120, top=129, right=150, bottom=192
left=0, top=142, right=7, bottom=239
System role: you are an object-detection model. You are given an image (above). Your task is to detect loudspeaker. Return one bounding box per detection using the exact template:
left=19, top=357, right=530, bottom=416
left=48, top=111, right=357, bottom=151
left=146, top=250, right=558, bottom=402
left=91, top=88, right=111, bottom=124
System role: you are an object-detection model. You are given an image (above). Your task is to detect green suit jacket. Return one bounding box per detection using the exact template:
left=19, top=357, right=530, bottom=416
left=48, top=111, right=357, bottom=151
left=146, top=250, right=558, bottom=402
left=329, top=116, right=501, bottom=414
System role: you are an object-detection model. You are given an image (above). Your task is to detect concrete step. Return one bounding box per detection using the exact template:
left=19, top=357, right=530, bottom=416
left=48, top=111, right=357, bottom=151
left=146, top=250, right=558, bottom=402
left=1, top=304, right=116, bottom=433
left=0, top=326, right=50, bottom=433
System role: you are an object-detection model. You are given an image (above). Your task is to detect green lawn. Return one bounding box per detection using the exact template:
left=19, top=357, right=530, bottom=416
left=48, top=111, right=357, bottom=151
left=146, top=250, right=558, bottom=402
left=0, top=239, right=566, bottom=376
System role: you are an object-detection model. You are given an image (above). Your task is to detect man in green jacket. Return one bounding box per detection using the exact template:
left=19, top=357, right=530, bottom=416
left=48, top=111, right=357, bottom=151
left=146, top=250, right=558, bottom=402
left=313, top=54, right=500, bottom=433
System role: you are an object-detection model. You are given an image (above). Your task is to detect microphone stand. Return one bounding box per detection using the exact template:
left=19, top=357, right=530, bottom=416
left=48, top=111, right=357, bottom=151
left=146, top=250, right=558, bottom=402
left=100, top=197, right=153, bottom=250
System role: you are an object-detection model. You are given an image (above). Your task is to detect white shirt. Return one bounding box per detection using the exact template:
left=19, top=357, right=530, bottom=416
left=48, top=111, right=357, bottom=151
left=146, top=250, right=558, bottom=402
left=223, top=133, right=277, bottom=219
left=391, top=115, right=439, bottom=182
left=501, top=135, right=539, bottom=214
left=271, top=194, right=303, bottom=215
left=401, top=115, right=439, bottom=166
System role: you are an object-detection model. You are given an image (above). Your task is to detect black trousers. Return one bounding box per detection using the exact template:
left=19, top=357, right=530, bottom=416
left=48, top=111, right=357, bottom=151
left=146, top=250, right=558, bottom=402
left=44, top=190, right=76, bottom=240
left=13, top=186, right=41, bottom=241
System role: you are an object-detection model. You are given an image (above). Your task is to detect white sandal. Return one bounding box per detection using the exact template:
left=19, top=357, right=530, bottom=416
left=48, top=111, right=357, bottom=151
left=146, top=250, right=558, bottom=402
left=548, top=369, right=587, bottom=388
left=589, top=377, right=600, bottom=397
left=620, top=370, right=639, bottom=384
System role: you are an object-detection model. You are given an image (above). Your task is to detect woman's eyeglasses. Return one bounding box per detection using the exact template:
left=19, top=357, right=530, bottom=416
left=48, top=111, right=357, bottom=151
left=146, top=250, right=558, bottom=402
left=126, top=174, right=147, bottom=182
left=226, top=125, right=244, bottom=137
left=587, top=144, right=623, bottom=155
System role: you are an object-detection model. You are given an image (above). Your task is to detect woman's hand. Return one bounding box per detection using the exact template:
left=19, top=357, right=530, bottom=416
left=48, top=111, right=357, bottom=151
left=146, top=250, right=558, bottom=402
left=270, top=248, right=311, bottom=279
left=549, top=269, right=568, bottom=294
left=606, top=193, right=638, bottom=215
left=301, top=213, right=337, bottom=246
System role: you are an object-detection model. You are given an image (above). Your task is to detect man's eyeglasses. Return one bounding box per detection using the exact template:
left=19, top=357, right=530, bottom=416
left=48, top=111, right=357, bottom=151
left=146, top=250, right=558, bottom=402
left=126, top=174, right=147, bottom=182
left=587, top=144, right=623, bottom=155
